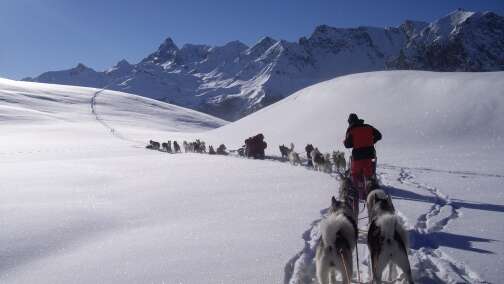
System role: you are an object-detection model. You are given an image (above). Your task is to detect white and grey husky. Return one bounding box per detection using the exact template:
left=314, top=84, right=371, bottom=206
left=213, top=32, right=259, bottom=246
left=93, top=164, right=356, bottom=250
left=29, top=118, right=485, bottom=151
left=288, top=143, right=302, bottom=166
left=316, top=196, right=357, bottom=284
left=332, top=151, right=346, bottom=173
left=367, top=189, right=414, bottom=284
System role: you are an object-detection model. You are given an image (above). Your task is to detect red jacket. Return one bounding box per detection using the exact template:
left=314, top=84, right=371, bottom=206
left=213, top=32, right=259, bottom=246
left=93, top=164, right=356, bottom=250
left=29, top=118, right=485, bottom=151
left=344, top=120, right=382, bottom=160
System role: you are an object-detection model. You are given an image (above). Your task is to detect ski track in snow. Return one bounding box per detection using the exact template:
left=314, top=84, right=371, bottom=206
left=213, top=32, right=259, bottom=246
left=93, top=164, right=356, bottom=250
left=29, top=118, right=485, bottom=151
left=90, top=88, right=141, bottom=144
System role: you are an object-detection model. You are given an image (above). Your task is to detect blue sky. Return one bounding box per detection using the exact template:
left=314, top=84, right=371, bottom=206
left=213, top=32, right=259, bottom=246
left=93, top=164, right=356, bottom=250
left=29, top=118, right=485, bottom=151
left=1, top=0, right=503, bottom=80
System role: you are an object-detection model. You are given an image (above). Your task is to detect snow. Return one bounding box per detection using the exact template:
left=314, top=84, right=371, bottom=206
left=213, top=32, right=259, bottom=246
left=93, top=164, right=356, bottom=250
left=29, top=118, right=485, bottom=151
left=205, top=71, right=504, bottom=174
left=202, top=71, right=504, bottom=283
left=0, top=78, right=333, bottom=283
left=422, top=10, right=476, bottom=43
left=1, top=70, right=504, bottom=283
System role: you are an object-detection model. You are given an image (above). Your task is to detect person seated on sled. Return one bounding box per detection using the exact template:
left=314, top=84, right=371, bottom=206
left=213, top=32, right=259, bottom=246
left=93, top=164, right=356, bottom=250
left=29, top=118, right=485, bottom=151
left=343, top=113, right=382, bottom=197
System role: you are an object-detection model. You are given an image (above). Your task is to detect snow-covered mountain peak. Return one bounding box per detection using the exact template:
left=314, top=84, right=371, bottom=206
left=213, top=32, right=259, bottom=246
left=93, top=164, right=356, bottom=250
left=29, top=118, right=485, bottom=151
left=76, top=63, right=88, bottom=69
left=106, top=59, right=134, bottom=76
left=26, top=9, right=504, bottom=121
left=115, top=59, right=131, bottom=68
left=424, top=9, right=476, bottom=41
left=257, top=36, right=277, bottom=46
left=142, top=37, right=180, bottom=65
left=245, top=36, right=277, bottom=56
left=71, top=63, right=97, bottom=74
left=158, top=37, right=179, bottom=51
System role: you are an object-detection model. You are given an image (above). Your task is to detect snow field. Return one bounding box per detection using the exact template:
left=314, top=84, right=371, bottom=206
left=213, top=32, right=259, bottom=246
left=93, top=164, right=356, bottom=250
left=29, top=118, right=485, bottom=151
left=1, top=71, right=504, bottom=283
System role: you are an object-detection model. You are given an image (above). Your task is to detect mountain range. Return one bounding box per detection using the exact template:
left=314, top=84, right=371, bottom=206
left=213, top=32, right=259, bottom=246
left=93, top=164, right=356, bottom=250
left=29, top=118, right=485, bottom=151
left=24, top=9, right=504, bottom=121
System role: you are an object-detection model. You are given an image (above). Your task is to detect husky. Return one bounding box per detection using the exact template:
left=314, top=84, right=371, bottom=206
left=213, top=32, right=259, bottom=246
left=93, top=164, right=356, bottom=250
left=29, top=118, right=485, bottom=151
left=182, top=141, right=188, bottom=152
left=323, top=153, right=333, bottom=173
left=337, top=174, right=359, bottom=218
left=367, top=189, right=413, bottom=284
left=279, top=144, right=289, bottom=159
left=161, top=142, right=168, bottom=151
left=208, top=145, right=216, bottom=155
left=312, top=148, right=326, bottom=171
left=287, top=143, right=302, bottom=166
left=316, top=196, right=358, bottom=284
left=146, top=140, right=160, bottom=150
left=332, top=151, right=347, bottom=173
left=164, top=141, right=172, bottom=153
left=173, top=141, right=181, bottom=153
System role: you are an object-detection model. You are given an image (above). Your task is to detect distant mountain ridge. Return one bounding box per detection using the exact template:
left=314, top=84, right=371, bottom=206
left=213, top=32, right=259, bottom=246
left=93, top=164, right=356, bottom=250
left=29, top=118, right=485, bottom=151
left=25, top=9, right=504, bottom=121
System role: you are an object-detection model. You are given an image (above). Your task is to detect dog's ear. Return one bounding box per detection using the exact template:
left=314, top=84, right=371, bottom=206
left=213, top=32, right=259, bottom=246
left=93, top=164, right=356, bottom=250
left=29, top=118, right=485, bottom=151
left=331, top=196, right=341, bottom=209
left=387, top=193, right=396, bottom=211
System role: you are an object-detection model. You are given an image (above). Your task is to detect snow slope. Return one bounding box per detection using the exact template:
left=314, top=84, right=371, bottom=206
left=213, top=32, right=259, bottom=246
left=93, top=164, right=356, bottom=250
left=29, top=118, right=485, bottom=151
left=206, top=71, right=504, bottom=174
left=2, top=71, right=504, bottom=283
left=0, top=79, right=335, bottom=283
left=202, top=71, right=504, bottom=283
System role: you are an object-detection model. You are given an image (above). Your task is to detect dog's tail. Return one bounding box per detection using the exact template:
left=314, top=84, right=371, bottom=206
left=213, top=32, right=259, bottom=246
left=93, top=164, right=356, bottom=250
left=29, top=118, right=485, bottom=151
left=321, top=215, right=357, bottom=252
left=377, top=214, right=409, bottom=252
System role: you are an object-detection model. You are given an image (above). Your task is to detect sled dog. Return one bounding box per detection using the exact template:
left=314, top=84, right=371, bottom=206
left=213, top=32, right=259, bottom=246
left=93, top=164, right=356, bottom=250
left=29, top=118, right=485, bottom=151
left=367, top=189, right=413, bottom=284
left=279, top=144, right=289, bottom=159
left=146, top=140, right=160, bottom=150
left=164, top=141, right=172, bottom=153
left=288, top=143, right=302, bottom=165
left=173, top=141, right=180, bottom=153
left=332, top=151, right=346, bottom=173
left=323, top=153, right=333, bottom=173
left=316, top=196, right=357, bottom=284
left=312, top=148, right=326, bottom=171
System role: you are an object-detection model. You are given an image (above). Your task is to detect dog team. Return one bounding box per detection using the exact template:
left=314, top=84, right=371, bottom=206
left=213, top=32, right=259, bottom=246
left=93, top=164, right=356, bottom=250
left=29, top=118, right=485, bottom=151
left=279, top=143, right=347, bottom=173
left=315, top=175, right=413, bottom=284
left=146, top=139, right=228, bottom=156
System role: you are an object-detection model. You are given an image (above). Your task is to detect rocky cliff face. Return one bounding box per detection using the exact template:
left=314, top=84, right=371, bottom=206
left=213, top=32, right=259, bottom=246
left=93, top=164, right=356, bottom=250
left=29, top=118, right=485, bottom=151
left=25, top=10, right=504, bottom=121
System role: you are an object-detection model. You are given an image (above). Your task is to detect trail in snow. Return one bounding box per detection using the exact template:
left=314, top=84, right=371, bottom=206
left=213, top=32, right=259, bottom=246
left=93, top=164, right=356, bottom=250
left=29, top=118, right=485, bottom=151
left=381, top=164, right=504, bottom=179
left=281, top=162, right=491, bottom=284
left=282, top=171, right=375, bottom=284
left=283, top=208, right=327, bottom=284
left=90, top=88, right=143, bottom=145
left=391, top=168, right=489, bottom=284
left=121, top=115, right=492, bottom=284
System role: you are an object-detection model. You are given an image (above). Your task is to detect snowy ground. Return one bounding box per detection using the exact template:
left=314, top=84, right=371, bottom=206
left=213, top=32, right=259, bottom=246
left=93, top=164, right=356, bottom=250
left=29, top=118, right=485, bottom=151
left=1, top=72, right=503, bottom=283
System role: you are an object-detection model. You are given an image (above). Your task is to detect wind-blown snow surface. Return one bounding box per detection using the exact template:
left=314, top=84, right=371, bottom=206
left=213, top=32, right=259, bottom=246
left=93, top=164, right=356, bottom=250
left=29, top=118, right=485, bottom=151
left=2, top=71, right=504, bottom=283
